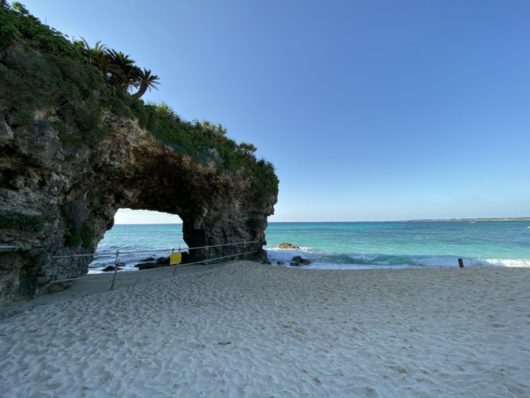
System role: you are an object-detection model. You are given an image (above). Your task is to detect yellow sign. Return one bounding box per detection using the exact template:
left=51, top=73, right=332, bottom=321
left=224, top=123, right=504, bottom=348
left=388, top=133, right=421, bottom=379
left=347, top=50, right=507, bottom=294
left=170, top=252, right=182, bottom=265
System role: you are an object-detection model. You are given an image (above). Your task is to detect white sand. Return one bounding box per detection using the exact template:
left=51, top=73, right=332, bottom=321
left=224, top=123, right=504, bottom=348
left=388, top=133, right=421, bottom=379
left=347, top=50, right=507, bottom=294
left=1, top=262, right=529, bottom=398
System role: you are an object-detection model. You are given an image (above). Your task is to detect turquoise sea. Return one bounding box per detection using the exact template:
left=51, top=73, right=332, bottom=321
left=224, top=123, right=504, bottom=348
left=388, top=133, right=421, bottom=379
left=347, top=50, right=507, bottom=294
left=91, top=221, right=530, bottom=272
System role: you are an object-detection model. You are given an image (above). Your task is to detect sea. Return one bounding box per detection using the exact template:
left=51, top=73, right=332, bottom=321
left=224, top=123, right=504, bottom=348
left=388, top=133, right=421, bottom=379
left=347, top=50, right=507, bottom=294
left=89, top=221, right=530, bottom=273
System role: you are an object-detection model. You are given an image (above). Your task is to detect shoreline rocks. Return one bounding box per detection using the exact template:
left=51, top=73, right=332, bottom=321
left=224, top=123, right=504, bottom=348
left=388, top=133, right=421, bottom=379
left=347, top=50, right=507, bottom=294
left=102, top=265, right=122, bottom=272
left=135, top=256, right=170, bottom=270
left=279, top=242, right=300, bottom=249
left=290, top=256, right=311, bottom=267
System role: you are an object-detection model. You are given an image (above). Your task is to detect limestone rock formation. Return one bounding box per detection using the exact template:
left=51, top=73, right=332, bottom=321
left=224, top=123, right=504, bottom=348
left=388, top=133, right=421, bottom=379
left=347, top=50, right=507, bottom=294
left=0, top=4, right=278, bottom=306
left=0, top=113, right=277, bottom=306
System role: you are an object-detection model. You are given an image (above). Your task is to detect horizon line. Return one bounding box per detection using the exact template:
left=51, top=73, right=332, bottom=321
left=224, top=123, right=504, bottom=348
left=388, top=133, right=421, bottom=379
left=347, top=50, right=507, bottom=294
left=114, top=216, right=530, bottom=225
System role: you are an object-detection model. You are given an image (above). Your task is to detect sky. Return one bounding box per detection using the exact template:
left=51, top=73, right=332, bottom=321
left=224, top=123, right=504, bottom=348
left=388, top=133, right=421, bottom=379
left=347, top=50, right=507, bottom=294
left=22, top=0, right=530, bottom=223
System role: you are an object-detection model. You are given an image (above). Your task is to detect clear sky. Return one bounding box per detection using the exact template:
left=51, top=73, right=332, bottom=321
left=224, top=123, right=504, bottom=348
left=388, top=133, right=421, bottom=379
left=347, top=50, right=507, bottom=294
left=22, top=0, right=530, bottom=223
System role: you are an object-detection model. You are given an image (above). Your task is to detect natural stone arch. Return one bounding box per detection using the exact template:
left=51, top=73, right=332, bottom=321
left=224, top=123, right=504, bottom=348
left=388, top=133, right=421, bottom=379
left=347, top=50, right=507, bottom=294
left=0, top=7, right=278, bottom=306
left=0, top=115, right=275, bottom=305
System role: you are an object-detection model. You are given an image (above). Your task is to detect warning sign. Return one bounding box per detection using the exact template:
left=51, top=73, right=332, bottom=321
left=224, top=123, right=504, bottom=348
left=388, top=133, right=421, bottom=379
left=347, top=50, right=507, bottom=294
left=169, top=252, right=182, bottom=265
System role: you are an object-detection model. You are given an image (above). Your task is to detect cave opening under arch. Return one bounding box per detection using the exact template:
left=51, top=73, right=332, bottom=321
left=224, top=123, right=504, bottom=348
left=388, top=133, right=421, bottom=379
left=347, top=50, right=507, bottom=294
left=89, top=209, right=185, bottom=272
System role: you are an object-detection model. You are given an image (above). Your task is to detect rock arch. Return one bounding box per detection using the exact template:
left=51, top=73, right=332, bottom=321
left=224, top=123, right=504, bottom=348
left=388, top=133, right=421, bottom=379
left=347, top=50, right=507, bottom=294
left=0, top=115, right=276, bottom=305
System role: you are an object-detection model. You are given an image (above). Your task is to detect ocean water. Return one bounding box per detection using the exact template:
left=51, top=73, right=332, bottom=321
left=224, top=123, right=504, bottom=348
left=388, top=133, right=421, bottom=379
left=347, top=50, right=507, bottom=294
left=91, top=221, right=530, bottom=272
left=265, top=221, right=530, bottom=269
left=90, top=224, right=187, bottom=272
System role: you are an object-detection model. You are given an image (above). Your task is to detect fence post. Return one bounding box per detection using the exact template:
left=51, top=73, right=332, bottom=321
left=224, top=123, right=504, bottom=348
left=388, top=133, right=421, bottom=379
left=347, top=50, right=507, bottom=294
left=171, top=247, right=178, bottom=277
left=110, top=249, right=120, bottom=290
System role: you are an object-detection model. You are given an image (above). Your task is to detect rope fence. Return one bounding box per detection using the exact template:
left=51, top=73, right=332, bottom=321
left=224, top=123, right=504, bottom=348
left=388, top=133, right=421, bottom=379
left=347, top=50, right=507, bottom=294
left=48, top=240, right=260, bottom=259
left=41, top=240, right=262, bottom=291
left=0, top=246, right=18, bottom=250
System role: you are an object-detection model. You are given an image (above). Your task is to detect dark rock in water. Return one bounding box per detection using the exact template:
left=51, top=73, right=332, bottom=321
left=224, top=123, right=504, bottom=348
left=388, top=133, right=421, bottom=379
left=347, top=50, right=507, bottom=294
left=135, top=262, right=160, bottom=270
left=102, top=265, right=121, bottom=272
left=290, top=255, right=311, bottom=267
left=279, top=242, right=300, bottom=249
left=156, top=257, right=169, bottom=265
left=129, top=256, right=170, bottom=270
left=276, top=261, right=284, bottom=265
left=135, top=262, right=150, bottom=269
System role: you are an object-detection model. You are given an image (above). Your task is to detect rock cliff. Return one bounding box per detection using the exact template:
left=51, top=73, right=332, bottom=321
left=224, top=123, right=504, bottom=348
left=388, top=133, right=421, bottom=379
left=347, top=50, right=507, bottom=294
left=0, top=4, right=278, bottom=306
left=0, top=111, right=277, bottom=306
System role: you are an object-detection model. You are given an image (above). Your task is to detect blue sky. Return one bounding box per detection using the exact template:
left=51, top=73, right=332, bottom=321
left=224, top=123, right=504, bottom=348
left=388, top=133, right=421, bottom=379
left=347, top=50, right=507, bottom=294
left=23, top=0, right=530, bottom=222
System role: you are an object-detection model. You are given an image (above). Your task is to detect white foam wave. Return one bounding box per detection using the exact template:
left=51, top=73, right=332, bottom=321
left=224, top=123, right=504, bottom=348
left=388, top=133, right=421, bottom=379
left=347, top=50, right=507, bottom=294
left=265, top=249, right=530, bottom=270
left=482, top=258, right=530, bottom=268
left=300, top=262, right=417, bottom=271
left=266, top=246, right=313, bottom=253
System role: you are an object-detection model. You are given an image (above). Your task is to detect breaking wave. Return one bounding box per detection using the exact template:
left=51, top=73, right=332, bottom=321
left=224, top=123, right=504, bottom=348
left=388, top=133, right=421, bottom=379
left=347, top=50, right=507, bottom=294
left=266, top=247, right=530, bottom=269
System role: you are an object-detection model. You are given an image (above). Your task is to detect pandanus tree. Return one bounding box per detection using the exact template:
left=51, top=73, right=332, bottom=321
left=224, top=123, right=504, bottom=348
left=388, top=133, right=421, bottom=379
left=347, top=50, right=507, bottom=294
left=131, top=68, right=160, bottom=100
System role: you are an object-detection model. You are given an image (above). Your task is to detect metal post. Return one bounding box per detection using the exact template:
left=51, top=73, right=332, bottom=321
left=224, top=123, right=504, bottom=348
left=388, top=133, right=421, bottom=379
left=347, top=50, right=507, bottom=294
left=171, top=247, right=179, bottom=277
left=110, top=249, right=120, bottom=290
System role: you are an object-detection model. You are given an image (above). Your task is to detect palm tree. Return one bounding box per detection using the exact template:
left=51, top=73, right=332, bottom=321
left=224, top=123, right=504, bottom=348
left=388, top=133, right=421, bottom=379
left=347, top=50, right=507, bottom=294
left=78, top=39, right=107, bottom=67
left=77, top=39, right=105, bottom=56
left=74, top=42, right=159, bottom=99
left=131, top=68, right=160, bottom=100
left=90, top=41, right=107, bottom=59
left=104, top=49, right=137, bottom=92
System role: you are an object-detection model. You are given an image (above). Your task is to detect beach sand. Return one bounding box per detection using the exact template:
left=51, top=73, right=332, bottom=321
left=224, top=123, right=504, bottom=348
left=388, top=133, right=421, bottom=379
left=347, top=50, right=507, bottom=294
left=1, top=261, right=529, bottom=397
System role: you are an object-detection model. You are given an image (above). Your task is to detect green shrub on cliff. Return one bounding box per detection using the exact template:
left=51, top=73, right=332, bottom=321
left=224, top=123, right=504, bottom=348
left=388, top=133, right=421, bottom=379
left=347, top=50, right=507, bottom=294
left=0, top=2, right=278, bottom=202
left=0, top=2, right=109, bottom=140
left=0, top=212, right=44, bottom=232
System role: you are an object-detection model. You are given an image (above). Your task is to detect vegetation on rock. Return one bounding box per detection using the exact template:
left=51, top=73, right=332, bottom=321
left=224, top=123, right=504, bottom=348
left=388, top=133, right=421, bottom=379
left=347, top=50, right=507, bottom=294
left=0, top=211, right=45, bottom=232
left=0, top=2, right=278, bottom=203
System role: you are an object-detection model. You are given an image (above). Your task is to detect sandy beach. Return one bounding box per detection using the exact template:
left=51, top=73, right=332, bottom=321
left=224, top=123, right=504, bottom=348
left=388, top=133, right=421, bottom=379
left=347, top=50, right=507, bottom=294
left=1, top=261, right=529, bottom=397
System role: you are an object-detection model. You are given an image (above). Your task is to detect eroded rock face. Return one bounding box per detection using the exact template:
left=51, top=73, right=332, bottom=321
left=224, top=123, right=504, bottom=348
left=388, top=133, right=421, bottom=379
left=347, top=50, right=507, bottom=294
left=0, top=113, right=276, bottom=306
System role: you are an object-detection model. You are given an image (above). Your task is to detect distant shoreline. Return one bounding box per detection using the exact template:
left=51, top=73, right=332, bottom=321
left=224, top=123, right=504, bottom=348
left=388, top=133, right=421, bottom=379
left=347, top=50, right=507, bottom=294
left=403, top=217, right=530, bottom=222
